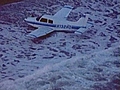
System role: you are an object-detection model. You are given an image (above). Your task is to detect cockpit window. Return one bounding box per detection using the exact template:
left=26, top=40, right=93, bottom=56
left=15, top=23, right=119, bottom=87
left=40, top=18, right=47, bottom=22
left=48, top=20, right=53, bottom=24
left=37, top=17, right=53, bottom=24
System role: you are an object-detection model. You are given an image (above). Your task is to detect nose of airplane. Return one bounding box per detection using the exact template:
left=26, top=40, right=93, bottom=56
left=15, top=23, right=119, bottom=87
left=24, top=18, right=28, bottom=22
left=24, top=17, right=36, bottom=22
left=24, top=17, right=32, bottom=22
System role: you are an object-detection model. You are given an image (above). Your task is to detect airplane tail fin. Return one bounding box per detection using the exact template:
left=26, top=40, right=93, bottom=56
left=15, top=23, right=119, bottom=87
left=77, top=14, right=89, bottom=27
left=75, top=14, right=89, bottom=34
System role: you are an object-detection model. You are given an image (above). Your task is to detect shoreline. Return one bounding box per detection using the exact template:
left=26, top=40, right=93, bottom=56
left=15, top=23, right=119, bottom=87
left=0, top=0, right=22, bottom=6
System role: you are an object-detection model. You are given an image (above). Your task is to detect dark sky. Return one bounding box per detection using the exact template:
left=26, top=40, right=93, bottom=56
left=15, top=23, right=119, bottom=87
left=0, top=0, right=22, bottom=5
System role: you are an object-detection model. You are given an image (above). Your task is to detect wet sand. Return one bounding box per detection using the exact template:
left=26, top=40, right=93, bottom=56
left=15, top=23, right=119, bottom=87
left=0, top=0, right=22, bottom=5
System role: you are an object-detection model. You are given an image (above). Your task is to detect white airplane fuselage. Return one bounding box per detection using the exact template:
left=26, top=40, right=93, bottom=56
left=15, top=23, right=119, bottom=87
left=25, top=15, right=86, bottom=32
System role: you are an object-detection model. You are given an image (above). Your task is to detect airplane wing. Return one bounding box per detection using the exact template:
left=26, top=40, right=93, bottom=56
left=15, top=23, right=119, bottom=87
left=53, top=5, right=73, bottom=19
left=27, top=27, right=54, bottom=38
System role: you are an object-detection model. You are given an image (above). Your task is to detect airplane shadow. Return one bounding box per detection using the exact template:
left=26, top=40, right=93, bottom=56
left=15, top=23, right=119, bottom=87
left=31, top=30, right=74, bottom=44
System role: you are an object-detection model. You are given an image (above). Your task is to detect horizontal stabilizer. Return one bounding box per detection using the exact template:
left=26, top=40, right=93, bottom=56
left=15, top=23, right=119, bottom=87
left=75, top=28, right=87, bottom=34
left=27, top=27, right=54, bottom=38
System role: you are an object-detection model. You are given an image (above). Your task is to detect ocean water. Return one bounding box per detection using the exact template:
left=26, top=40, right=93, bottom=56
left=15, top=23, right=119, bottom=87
left=0, top=0, right=120, bottom=90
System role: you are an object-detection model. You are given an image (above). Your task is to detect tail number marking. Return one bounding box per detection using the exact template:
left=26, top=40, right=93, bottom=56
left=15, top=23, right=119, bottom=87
left=56, top=25, right=72, bottom=29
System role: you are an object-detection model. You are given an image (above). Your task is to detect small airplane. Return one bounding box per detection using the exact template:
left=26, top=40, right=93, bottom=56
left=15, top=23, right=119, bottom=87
left=25, top=5, right=91, bottom=38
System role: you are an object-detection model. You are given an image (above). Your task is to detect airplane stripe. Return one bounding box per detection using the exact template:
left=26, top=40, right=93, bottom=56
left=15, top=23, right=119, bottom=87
left=72, top=26, right=86, bottom=29
left=26, top=21, right=56, bottom=27
left=26, top=21, right=86, bottom=29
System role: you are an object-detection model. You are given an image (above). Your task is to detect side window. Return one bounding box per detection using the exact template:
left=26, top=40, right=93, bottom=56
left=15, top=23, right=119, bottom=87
left=40, top=18, right=47, bottom=23
left=48, top=20, right=53, bottom=24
